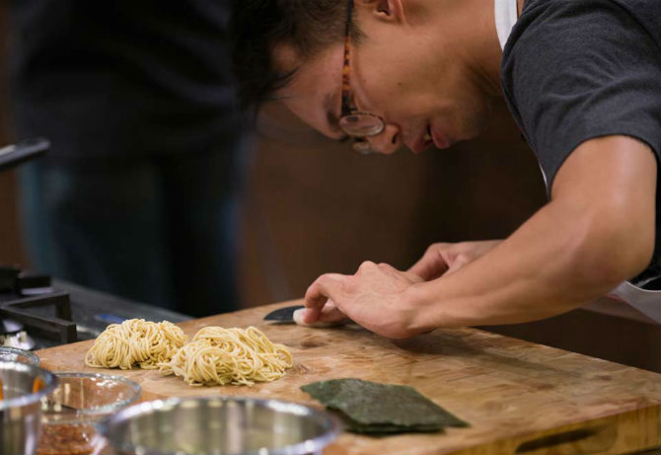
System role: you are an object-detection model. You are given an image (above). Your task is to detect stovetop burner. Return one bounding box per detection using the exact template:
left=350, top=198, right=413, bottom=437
left=0, top=265, right=77, bottom=348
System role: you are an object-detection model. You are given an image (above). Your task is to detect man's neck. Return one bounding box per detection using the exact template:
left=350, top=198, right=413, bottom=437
left=472, top=0, right=507, bottom=97
left=416, top=0, right=506, bottom=97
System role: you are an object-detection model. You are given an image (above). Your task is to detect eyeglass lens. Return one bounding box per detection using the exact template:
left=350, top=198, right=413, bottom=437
left=339, top=113, right=385, bottom=137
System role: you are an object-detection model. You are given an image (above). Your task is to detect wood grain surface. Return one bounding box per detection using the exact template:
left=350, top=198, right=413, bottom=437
left=36, top=300, right=661, bottom=455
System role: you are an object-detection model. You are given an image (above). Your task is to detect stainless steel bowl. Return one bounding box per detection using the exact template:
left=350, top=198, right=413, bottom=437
left=99, top=396, right=343, bottom=455
left=0, top=347, right=40, bottom=367
left=0, top=361, right=58, bottom=455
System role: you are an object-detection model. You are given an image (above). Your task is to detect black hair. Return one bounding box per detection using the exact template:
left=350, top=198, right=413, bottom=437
left=229, top=0, right=359, bottom=113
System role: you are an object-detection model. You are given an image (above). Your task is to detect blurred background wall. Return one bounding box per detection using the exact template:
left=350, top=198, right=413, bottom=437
left=239, top=102, right=546, bottom=307
left=0, top=4, right=548, bottom=307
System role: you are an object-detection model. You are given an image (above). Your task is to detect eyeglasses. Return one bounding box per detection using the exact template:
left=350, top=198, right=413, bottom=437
left=339, top=0, right=385, bottom=154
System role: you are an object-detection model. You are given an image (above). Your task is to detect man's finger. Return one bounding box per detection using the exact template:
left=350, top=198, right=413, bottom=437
left=304, top=274, right=346, bottom=323
left=293, top=300, right=347, bottom=327
left=408, top=249, right=449, bottom=281
left=319, top=300, right=348, bottom=322
left=378, top=262, right=425, bottom=284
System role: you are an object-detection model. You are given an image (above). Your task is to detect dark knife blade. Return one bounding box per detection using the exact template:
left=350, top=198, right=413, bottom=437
left=264, top=305, right=305, bottom=322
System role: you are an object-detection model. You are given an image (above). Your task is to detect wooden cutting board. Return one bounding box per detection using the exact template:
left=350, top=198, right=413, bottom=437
left=36, top=300, right=661, bottom=455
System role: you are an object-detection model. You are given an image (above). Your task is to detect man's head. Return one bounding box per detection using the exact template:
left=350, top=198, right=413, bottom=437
left=231, top=0, right=503, bottom=154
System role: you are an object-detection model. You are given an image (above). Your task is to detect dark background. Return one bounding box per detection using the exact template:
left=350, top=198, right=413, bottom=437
left=1, top=5, right=657, bottom=372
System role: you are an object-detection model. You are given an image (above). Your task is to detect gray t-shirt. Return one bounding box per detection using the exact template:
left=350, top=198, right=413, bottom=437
left=501, top=0, right=661, bottom=291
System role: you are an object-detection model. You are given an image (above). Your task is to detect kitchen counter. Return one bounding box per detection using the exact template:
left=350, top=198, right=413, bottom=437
left=37, top=300, right=661, bottom=455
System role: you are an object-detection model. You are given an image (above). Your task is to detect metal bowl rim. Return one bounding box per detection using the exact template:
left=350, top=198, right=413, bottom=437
left=0, top=346, right=40, bottom=366
left=42, top=371, right=142, bottom=420
left=98, top=395, right=344, bottom=455
left=0, top=361, right=58, bottom=411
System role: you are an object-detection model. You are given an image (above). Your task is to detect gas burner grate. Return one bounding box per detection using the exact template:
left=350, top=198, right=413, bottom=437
left=0, top=266, right=77, bottom=346
left=0, top=292, right=77, bottom=346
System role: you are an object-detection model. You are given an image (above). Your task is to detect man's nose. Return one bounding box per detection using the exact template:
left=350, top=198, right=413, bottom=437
left=366, top=124, right=401, bottom=155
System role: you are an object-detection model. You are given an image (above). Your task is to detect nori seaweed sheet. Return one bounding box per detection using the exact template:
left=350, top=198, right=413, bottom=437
left=301, top=378, right=468, bottom=434
left=339, top=416, right=445, bottom=434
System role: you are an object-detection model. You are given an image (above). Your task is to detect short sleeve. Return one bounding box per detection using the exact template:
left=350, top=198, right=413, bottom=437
left=501, top=0, right=661, bottom=286
left=502, top=0, right=661, bottom=189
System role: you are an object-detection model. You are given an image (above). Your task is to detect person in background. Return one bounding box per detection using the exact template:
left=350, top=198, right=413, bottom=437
left=230, top=0, right=660, bottom=334
left=9, top=0, right=249, bottom=317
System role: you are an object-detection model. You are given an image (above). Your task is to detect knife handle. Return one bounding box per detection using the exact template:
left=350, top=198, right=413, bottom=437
left=293, top=308, right=348, bottom=328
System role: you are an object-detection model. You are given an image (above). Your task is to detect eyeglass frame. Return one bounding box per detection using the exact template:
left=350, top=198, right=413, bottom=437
left=339, top=0, right=386, bottom=152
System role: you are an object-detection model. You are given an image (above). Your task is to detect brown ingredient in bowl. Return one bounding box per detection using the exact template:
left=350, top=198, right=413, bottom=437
left=37, top=423, right=96, bottom=455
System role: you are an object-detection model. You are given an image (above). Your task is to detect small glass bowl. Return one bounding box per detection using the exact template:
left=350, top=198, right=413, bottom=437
left=0, top=346, right=40, bottom=366
left=37, top=372, right=141, bottom=455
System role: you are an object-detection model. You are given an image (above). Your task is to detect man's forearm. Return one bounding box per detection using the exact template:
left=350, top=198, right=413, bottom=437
left=406, top=199, right=645, bottom=330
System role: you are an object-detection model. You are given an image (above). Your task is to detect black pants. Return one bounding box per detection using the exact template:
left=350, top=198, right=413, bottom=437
left=19, top=138, right=249, bottom=317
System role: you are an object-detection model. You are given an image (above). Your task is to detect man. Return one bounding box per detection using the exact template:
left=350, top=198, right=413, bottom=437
left=10, top=1, right=249, bottom=316
left=230, top=0, right=660, bottom=336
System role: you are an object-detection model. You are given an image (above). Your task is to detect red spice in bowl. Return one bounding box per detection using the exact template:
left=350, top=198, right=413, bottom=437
left=37, top=373, right=140, bottom=455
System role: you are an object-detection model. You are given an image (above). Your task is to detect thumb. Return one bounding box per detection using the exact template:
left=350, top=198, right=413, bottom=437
left=408, top=248, right=449, bottom=281
left=294, top=301, right=347, bottom=327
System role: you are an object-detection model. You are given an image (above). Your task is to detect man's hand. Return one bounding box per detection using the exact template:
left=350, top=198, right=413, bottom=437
left=408, top=240, right=502, bottom=280
left=302, top=261, right=426, bottom=339
left=300, top=240, right=502, bottom=337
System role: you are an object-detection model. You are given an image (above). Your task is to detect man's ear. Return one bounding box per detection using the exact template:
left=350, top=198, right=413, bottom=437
left=359, top=0, right=406, bottom=24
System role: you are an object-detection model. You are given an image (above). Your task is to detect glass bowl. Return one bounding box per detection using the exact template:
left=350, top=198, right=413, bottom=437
left=37, top=372, right=141, bottom=455
left=0, top=346, right=40, bottom=366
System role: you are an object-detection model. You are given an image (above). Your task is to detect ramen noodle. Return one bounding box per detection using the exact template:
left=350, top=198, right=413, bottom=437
left=85, top=319, right=187, bottom=370
left=159, top=326, right=292, bottom=386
